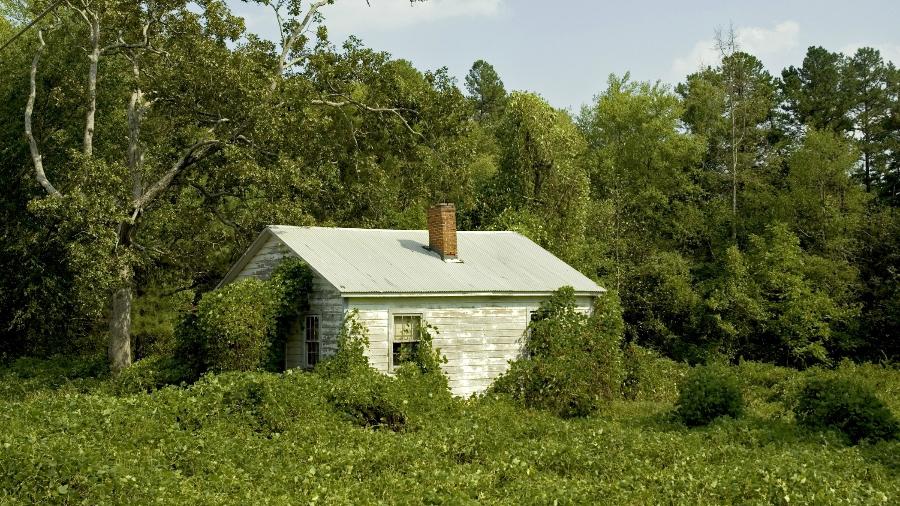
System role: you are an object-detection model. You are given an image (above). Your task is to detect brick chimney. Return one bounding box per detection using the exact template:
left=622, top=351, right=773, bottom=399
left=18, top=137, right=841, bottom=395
left=427, top=203, right=457, bottom=260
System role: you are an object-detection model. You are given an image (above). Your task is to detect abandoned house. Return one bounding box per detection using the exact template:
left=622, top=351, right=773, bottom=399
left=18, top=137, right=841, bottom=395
left=219, top=204, right=605, bottom=396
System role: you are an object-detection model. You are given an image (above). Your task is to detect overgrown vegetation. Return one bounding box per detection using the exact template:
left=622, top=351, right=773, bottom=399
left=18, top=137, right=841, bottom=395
left=2, top=1, right=900, bottom=501
left=794, top=376, right=899, bottom=444
left=491, top=288, right=624, bottom=418
left=166, top=258, right=314, bottom=378
left=675, top=363, right=745, bottom=426
left=1, top=355, right=898, bottom=504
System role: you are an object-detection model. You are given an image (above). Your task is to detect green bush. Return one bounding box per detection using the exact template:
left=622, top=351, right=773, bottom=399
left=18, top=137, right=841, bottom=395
left=675, top=363, right=744, bottom=426
left=623, top=342, right=690, bottom=402
left=491, top=287, right=625, bottom=418
left=794, top=376, right=899, bottom=444
left=196, top=278, right=278, bottom=372
left=318, top=312, right=454, bottom=430
left=111, top=355, right=190, bottom=394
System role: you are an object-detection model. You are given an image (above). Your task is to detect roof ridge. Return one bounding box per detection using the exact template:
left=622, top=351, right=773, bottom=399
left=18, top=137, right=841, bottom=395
left=268, top=225, right=518, bottom=234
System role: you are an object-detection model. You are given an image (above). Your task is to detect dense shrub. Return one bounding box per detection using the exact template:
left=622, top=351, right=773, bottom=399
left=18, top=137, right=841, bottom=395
left=111, top=355, right=191, bottom=394
left=623, top=342, right=690, bottom=402
left=675, top=363, right=744, bottom=426
left=491, top=287, right=625, bottom=418
left=196, top=278, right=278, bottom=372
left=317, top=312, right=454, bottom=430
left=794, top=376, right=899, bottom=443
left=175, top=259, right=313, bottom=375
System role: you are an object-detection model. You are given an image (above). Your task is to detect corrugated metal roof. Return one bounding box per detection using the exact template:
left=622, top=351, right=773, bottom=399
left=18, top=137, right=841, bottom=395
left=263, top=226, right=604, bottom=295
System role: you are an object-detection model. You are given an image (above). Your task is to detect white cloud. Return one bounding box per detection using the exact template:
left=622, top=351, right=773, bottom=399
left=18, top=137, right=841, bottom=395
left=838, top=43, right=900, bottom=65
left=670, top=21, right=800, bottom=79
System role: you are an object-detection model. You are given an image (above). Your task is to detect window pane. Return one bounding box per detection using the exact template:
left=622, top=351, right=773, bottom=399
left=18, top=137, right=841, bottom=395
left=393, top=315, right=421, bottom=343
left=392, top=315, right=421, bottom=368
left=392, top=342, right=419, bottom=366
left=307, top=342, right=319, bottom=367
left=305, top=316, right=320, bottom=367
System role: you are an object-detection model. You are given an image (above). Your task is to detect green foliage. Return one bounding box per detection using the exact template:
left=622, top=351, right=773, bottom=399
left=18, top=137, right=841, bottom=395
left=265, top=258, right=314, bottom=370
left=485, top=92, right=590, bottom=264
left=675, top=363, right=745, bottom=426
left=465, top=59, right=507, bottom=120
left=1, top=357, right=899, bottom=503
left=317, top=311, right=454, bottom=431
left=794, top=376, right=899, bottom=444
left=111, top=355, right=191, bottom=395
left=705, top=223, right=860, bottom=366
left=196, top=278, right=278, bottom=372
left=623, top=343, right=690, bottom=402
left=492, top=287, right=624, bottom=418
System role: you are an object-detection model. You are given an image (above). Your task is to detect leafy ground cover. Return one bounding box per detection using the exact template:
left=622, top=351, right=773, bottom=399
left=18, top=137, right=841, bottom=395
left=0, top=356, right=897, bottom=505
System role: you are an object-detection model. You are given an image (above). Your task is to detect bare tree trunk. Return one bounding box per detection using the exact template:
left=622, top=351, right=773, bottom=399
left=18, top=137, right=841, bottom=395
left=109, top=276, right=132, bottom=374
left=25, top=29, right=60, bottom=197
left=127, top=58, right=144, bottom=199
left=864, top=150, right=871, bottom=193
left=107, top=58, right=146, bottom=375
left=84, top=17, right=100, bottom=157
left=732, top=113, right=738, bottom=243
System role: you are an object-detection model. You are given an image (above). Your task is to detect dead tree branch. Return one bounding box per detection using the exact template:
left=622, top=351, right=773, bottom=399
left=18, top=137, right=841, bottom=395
left=25, top=29, right=60, bottom=197
left=311, top=98, right=425, bottom=139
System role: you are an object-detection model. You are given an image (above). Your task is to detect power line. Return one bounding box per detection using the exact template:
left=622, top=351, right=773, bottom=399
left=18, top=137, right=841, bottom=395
left=0, top=0, right=66, bottom=55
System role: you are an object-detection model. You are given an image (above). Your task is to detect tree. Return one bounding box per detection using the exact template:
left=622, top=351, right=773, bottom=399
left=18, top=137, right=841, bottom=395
left=781, top=46, right=853, bottom=133
left=464, top=59, right=506, bottom=121
left=706, top=224, right=859, bottom=366
left=777, top=129, right=867, bottom=258
left=879, top=63, right=900, bottom=205
left=12, top=0, right=428, bottom=372
left=847, top=47, right=890, bottom=193
left=578, top=75, right=706, bottom=356
left=485, top=91, right=590, bottom=264
left=677, top=41, right=777, bottom=247
left=579, top=74, right=705, bottom=286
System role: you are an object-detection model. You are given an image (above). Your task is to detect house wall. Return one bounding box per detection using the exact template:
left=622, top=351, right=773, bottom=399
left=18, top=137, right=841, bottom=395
left=284, top=275, right=344, bottom=369
left=346, top=295, right=595, bottom=397
left=231, top=236, right=344, bottom=370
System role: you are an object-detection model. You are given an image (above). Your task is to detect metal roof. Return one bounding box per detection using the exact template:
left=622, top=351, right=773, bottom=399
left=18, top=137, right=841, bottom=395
left=253, top=226, right=604, bottom=296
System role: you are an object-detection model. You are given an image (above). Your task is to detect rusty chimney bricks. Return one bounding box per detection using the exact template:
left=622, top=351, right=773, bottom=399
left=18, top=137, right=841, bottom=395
left=427, top=203, right=457, bottom=260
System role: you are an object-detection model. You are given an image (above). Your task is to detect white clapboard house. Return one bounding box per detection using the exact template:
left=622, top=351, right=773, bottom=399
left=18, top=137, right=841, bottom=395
left=220, top=204, right=605, bottom=396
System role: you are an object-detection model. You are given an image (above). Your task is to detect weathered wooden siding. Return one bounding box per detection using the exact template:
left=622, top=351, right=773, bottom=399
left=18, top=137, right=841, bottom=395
left=232, top=236, right=344, bottom=370
left=234, top=235, right=292, bottom=281
left=284, top=275, right=344, bottom=369
left=347, top=296, right=595, bottom=397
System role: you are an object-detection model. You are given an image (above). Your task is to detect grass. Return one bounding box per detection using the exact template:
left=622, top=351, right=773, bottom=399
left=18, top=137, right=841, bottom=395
left=0, top=356, right=897, bottom=505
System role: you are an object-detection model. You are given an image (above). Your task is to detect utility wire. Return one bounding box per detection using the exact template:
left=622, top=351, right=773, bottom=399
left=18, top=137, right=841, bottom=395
left=0, top=0, right=65, bottom=55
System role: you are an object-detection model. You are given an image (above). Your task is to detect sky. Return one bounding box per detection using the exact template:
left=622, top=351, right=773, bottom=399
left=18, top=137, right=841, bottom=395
left=227, top=0, right=900, bottom=111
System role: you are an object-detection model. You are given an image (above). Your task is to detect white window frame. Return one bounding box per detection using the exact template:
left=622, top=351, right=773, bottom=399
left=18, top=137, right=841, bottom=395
left=389, top=312, right=423, bottom=371
left=304, top=314, right=320, bottom=369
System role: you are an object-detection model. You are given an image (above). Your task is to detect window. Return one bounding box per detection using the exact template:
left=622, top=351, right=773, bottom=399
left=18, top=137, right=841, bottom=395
left=305, top=315, right=320, bottom=368
left=392, top=314, right=422, bottom=368
left=526, top=310, right=541, bottom=336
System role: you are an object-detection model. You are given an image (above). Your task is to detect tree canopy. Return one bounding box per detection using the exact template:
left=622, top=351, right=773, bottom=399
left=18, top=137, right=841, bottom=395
left=1, top=2, right=898, bottom=369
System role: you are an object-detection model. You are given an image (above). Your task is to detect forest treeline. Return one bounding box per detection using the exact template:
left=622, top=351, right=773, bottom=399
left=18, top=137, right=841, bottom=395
left=0, top=1, right=898, bottom=368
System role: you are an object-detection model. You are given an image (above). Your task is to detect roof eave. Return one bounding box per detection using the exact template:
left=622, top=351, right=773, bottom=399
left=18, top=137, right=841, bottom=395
left=341, top=289, right=606, bottom=298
